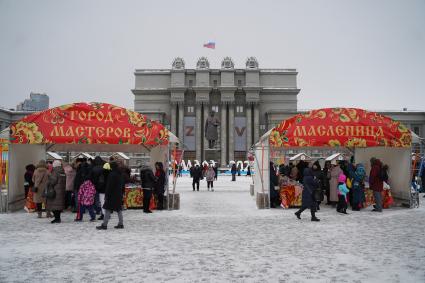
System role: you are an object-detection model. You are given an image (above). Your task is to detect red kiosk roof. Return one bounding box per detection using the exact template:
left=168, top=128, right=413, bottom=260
left=10, top=102, right=169, bottom=146
left=269, top=108, right=411, bottom=148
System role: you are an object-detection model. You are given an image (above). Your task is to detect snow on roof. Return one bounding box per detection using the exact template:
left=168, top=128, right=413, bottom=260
left=74, top=152, right=95, bottom=160
left=46, top=152, right=63, bottom=160
left=325, top=153, right=345, bottom=161
left=289, top=153, right=311, bottom=161
left=111, top=152, right=130, bottom=160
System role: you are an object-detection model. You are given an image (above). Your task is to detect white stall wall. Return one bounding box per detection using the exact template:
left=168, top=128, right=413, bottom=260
left=354, top=147, right=411, bottom=203
left=253, top=140, right=269, bottom=198
left=8, top=144, right=46, bottom=211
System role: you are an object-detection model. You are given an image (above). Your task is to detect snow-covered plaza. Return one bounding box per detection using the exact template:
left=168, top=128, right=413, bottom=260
left=0, top=176, right=424, bottom=282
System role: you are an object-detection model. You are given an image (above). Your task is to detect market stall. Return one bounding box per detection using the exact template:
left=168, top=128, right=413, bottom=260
left=253, top=107, right=413, bottom=209
left=6, top=102, right=179, bottom=211
left=0, top=128, right=9, bottom=212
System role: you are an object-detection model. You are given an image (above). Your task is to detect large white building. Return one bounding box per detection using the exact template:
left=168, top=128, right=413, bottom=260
left=133, top=57, right=300, bottom=165
left=133, top=57, right=425, bottom=166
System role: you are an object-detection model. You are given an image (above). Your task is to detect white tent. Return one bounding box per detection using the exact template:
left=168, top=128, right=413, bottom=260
left=253, top=108, right=415, bottom=209
left=5, top=102, right=181, bottom=211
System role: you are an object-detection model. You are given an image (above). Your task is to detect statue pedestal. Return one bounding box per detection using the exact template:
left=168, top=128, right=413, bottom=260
left=204, top=148, right=221, bottom=164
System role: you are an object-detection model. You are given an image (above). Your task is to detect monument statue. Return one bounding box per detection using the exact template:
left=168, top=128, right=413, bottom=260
left=205, top=110, right=220, bottom=149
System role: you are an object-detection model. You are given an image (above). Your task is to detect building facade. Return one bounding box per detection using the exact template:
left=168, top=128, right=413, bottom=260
left=133, top=57, right=425, bottom=166
left=16, top=92, right=49, bottom=111
left=133, top=57, right=300, bottom=165
left=0, top=108, right=33, bottom=132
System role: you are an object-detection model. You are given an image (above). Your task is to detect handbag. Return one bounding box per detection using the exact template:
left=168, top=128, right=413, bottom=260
left=42, top=185, right=56, bottom=199
left=32, top=172, right=47, bottom=193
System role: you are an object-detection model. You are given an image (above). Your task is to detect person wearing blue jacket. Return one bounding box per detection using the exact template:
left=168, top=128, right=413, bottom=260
left=351, top=164, right=366, bottom=211
left=337, top=174, right=349, bottom=214
left=295, top=167, right=320, bottom=222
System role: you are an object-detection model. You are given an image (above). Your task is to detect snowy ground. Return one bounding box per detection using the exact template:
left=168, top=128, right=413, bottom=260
left=0, top=176, right=424, bottom=283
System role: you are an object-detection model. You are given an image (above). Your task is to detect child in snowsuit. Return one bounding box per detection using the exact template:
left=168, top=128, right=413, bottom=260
left=76, top=179, right=97, bottom=221
left=337, top=174, right=349, bottom=214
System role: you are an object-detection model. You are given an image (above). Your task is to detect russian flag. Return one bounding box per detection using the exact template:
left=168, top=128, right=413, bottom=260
left=203, top=42, right=215, bottom=49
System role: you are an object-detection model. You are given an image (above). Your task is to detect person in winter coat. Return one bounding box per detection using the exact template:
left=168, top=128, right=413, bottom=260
left=231, top=163, right=237, bottom=181
left=295, top=168, right=320, bottom=221
left=269, top=162, right=279, bottom=208
left=63, top=162, right=77, bottom=210
left=323, top=161, right=331, bottom=204
left=154, top=162, right=166, bottom=210
left=75, top=163, right=96, bottom=221
left=312, top=161, right=324, bottom=211
left=336, top=174, right=349, bottom=214
left=213, top=165, right=218, bottom=180
left=24, top=164, right=35, bottom=199
left=329, top=160, right=343, bottom=205
left=91, top=156, right=106, bottom=219
left=351, top=163, right=366, bottom=211
left=97, top=161, right=124, bottom=230
left=206, top=165, right=215, bottom=191
left=32, top=160, right=50, bottom=218
left=369, top=158, right=383, bottom=212
left=72, top=158, right=86, bottom=212
left=46, top=160, right=66, bottom=223
left=191, top=164, right=203, bottom=191
left=246, top=165, right=251, bottom=176
left=140, top=164, right=157, bottom=213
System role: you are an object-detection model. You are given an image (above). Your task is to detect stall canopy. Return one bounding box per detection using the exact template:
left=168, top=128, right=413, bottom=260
left=254, top=108, right=413, bottom=207
left=7, top=102, right=172, bottom=210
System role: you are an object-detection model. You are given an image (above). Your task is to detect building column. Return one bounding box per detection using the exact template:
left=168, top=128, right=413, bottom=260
left=203, top=104, right=210, bottom=161
left=253, top=104, right=260, bottom=144
left=195, top=103, right=202, bottom=163
left=228, top=103, right=235, bottom=162
left=170, top=104, right=177, bottom=134
left=246, top=104, right=252, bottom=152
left=178, top=103, right=184, bottom=143
left=221, top=103, right=227, bottom=166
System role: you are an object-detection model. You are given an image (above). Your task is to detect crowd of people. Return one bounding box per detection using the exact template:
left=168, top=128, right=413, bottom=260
left=270, top=157, right=390, bottom=221
left=23, top=157, right=166, bottom=230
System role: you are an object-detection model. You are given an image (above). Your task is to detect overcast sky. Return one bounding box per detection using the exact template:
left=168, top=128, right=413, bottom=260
left=1, top=0, right=424, bottom=111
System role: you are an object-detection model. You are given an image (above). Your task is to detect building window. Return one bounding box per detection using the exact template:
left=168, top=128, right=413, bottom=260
left=187, top=106, right=194, bottom=113
left=238, top=80, right=242, bottom=87
left=211, top=106, right=219, bottom=113
left=188, top=80, right=193, bottom=87
left=236, top=106, right=244, bottom=113
left=213, top=80, right=217, bottom=87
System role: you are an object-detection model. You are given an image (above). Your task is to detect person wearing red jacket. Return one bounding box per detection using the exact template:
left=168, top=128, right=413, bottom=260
left=369, top=158, right=383, bottom=212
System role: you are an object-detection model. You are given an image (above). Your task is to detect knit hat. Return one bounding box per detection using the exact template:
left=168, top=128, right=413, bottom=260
left=338, top=174, right=347, bottom=183
left=52, top=160, right=62, bottom=168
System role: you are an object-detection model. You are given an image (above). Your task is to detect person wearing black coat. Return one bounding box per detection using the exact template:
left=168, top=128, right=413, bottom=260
left=154, top=162, right=166, bottom=210
left=295, top=168, right=320, bottom=221
left=269, top=162, right=279, bottom=208
left=140, top=164, right=157, bottom=213
left=191, top=165, right=202, bottom=191
left=91, top=156, right=106, bottom=219
left=24, top=164, right=35, bottom=199
left=96, top=161, right=124, bottom=230
left=312, top=161, right=324, bottom=210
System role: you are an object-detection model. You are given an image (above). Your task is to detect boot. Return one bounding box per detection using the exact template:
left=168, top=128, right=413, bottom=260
left=114, top=224, right=124, bottom=229
left=294, top=211, right=301, bottom=219
left=311, top=211, right=320, bottom=222
left=96, top=224, right=107, bottom=230
left=98, top=214, right=104, bottom=220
